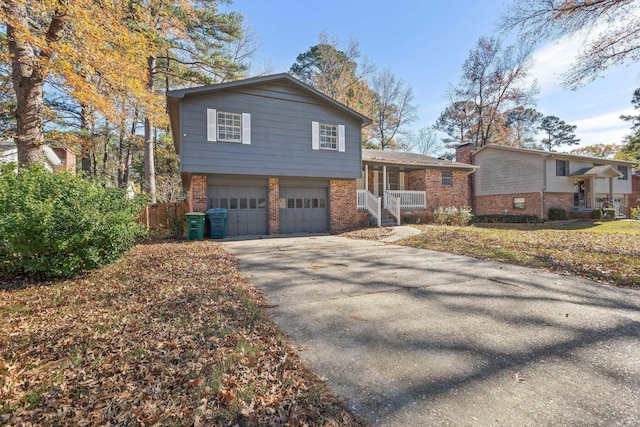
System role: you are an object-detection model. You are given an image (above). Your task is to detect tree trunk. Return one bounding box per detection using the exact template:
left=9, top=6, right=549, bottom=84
left=145, top=56, right=156, bottom=203
left=4, top=1, right=66, bottom=165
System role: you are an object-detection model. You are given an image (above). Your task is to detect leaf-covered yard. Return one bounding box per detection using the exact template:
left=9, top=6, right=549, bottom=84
left=0, top=242, right=362, bottom=426
left=398, top=222, right=640, bottom=288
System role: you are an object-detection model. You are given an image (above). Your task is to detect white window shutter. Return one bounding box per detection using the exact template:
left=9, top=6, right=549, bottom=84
left=207, top=109, right=217, bottom=142
left=338, top=124, right=345, bottom=152
left=242, top=113, right=251, bottom=145
left=399, top=172, right=405, bottom=190
left=312, top=121, right=320, bottom=150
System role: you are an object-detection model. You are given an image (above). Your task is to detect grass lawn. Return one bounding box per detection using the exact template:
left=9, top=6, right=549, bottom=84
left=0, top=242, right=362, bottom=426
left=399, top=220, right=640, bottom=288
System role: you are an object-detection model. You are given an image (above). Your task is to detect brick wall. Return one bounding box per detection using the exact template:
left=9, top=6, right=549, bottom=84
left=543, top=192, right=574, bottom=216
left=475, top=192, right=576, bottom=219
left=52, top=147, right=76, bottom=175
left=329, top=179, right=366, bottom=233
left=268, top=178, right=280, bottom=235
left=454, top=144, right=476, bottom=207
left=189, top=175, right=207, bottom=212
left=630, top=174, right=640, bottom=210
left=407, top=169, right=470, bottom=211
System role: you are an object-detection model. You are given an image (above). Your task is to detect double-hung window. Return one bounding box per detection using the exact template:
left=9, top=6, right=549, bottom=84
left=618, top=165, right=629, bottom=180
left=319, top=123, right=337, bottom=150
left=217, top=112, right=242, bottom=143
left=441, top=170, right=452, bottom=186
left=556, top=160, right=569, bottom=176
left=312, top=121, right=345, bottom=152
left=206, top=109, right=251, bottom=144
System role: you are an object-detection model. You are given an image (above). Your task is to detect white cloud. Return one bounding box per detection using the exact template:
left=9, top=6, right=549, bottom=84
left=569, top=109, right=635, bottom=146
left=529, top=38, right=580, bottom=95
left=571, top=109, right=635, bottom=131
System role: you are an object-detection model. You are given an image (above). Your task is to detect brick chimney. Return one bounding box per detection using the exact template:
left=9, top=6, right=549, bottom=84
left=454, top=143, right=477, bottom=209
left=455, top=143, right=476, bottom=165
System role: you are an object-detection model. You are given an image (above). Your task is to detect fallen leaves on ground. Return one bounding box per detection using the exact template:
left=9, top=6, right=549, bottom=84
left=362, top=224, right=639, bottom=288
left=0, top=241, right=363, bottom=426
left=341, top=228, right=394, bottom=241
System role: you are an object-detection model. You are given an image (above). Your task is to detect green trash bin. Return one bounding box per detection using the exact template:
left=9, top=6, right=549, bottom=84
left=206, top=208, right=228, bottom=239
left=185, top=212, right=206, bottom=241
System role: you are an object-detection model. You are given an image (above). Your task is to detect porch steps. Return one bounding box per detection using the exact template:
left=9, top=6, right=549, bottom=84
left=380, top=209, right=396, bottom=227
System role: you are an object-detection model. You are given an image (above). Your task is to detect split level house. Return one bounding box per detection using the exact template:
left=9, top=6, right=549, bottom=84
left=456, top=144, right=637, bottom=219
left=167, top=73, right=476, bottom=236
left=167, top=74, right=637, bottom=237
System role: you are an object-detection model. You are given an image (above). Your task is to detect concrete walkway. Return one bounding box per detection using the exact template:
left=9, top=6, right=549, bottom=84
left=223, top=236, right=640, bottom=426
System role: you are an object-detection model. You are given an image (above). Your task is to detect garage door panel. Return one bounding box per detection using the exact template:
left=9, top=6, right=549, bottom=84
left=209, top=185, right=268, bottom=236
left=279, top=187, right=328, bottom=234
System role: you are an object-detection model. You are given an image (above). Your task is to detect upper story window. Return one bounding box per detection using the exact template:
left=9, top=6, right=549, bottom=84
left=206, top=109, right=251, bottom=145
left=312, top=121, right=345, bottom=152
left=556, top=160, right=569, bottom=177
left=618, top=165, right=629, bottom=180
left=319, top=123, right=337, bottom=150
left=441, top=170, right=453, bottom=186
left=217, top=112, right=241, bottom=142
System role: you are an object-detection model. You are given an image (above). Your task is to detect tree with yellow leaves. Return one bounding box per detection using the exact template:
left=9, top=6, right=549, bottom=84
left=1, top=0, right=161, bottom=165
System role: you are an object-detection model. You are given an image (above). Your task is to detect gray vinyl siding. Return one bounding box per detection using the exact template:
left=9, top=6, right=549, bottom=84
left=178, top=81, right=362, bottom=179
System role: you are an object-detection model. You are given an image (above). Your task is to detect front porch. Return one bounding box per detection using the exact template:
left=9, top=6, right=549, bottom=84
left=356, top=162, right=427, bottom=226
left=570, top=166, right=629, bottom=219
left=355, top=150, right=477, bottom=226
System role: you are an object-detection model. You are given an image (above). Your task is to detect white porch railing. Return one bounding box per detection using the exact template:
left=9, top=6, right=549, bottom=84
left=357, top=189, right=382, bottom=226
left=597, top=199, right=628, bottom=219
left=384, top=191, right=401, bottom=225
left=384, top=190, right=427, bottom=210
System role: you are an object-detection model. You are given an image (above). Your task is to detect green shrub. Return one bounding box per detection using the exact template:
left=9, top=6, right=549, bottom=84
left=0, top=164, right=147, bottom=278
left=591, top=209, right=602, bottom=219
left=602, top=207, right=616, bottom=220
left=474, top=214, right=540, bottom=223
left=631, top=207, right=640, bottom=220
left=432, top=206, right=473, bottom=226
left=548, top=207, right=568, bottom=221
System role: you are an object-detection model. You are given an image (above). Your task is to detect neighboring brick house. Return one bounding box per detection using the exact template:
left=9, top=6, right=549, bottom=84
left=456, top=144, right=637, bottom=219
left=167, top=73, right=371, bottom=236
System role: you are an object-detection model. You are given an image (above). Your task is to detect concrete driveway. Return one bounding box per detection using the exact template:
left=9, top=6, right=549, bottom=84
left=223, top=235, right=640, bottom=426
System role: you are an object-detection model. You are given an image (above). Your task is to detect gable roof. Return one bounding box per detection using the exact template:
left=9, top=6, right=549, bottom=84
left=168, top=73, right=371, bottom=124
left=473, top=144, right=637, bottom=166
left=362, top=149, right=477, bottom=171
left=570, top=165, right=623, bottom=179
left=167, top=74, right=372, bottom=153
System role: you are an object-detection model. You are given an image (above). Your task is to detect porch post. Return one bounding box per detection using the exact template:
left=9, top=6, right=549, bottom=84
left=383, top=165, right=387, bottom=192
left=383, top=165, right=387, bottom=207
left=608, top=177, right=614, bottom=201
left=590, top=177, right=596, bottom=209
left=365, top=164, right=369, bottom=192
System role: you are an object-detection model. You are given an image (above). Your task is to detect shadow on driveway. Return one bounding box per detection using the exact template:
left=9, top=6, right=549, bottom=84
left=224, top=236, right=640, bottom=426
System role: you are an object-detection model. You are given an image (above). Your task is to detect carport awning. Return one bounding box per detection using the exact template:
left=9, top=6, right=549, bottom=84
left=570, top=165, right=622, bottom=179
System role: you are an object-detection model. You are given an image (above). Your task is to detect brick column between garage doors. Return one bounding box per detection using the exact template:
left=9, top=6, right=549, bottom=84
left=189, top=175, right=207, bottom=212
left=329, top=179, right=366, bottom=233
left=268, top=178, right=280, bottom=235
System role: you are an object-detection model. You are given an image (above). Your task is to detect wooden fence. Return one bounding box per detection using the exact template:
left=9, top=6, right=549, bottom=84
left=138, top=201, right=190, bottom=232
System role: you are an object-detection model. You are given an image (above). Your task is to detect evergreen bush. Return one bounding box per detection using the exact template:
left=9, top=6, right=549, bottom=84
left=548, top=207, right=568, bottom=221
left=0, top=165, right=146, bottom=278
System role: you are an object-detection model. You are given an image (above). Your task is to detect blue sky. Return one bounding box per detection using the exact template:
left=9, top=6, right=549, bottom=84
left=226, top=0, right=639, bottom=149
